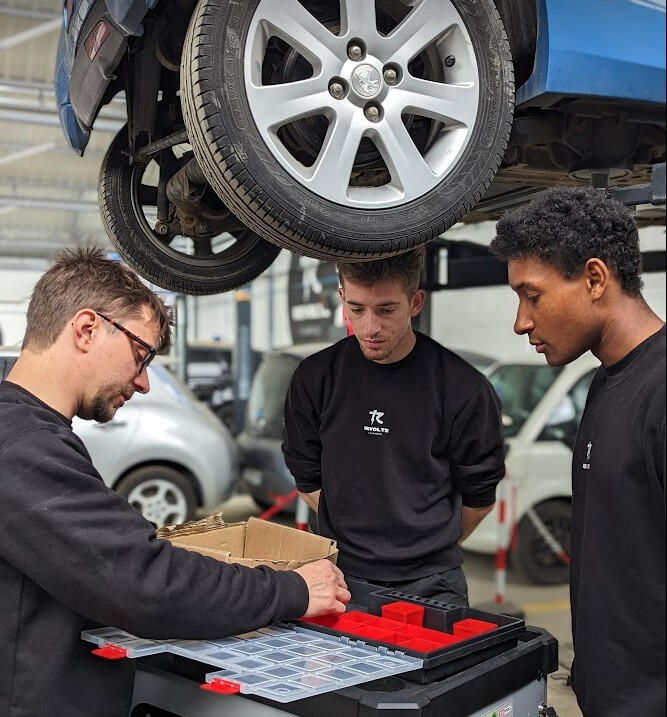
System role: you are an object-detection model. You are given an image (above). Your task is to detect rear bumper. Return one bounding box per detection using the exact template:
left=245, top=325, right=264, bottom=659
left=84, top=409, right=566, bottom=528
left=237, top=433, right=297, bottom=505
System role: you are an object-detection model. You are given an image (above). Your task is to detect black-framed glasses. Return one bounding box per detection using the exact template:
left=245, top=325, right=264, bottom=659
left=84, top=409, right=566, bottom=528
left=96, top=312, right=157, bottom=375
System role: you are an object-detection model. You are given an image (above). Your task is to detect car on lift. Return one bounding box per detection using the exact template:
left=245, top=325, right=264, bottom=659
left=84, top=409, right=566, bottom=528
left=56, top=0, right=666, bottom=294
left=462, top=351, right=600, bottom=585
left=0, top=348, right=239, bottom=528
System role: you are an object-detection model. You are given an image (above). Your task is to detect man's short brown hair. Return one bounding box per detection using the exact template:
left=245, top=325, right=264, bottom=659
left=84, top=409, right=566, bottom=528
left=337, top=247, right=425, bottom=296
left=24, top=248, right=173, bottom=352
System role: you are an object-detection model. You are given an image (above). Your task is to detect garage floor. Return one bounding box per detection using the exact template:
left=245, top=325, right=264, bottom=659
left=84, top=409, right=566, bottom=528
left=216, top=494, right=582, bottom=717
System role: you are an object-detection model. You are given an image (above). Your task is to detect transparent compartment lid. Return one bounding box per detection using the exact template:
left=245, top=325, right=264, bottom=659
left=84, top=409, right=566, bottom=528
left=82, top=623, right=422, bottom=703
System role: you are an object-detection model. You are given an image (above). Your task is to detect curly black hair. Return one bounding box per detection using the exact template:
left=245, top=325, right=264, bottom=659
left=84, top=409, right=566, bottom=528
left=490, top=187, right=643, bottom=296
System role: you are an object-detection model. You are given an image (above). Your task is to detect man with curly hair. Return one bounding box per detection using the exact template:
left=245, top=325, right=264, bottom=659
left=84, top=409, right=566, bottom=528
left=491, top=187, right=665, bottom=717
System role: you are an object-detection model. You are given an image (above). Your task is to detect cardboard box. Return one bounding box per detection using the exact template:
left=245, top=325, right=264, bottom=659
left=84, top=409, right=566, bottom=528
left=157, top=513, right=338, bottom=570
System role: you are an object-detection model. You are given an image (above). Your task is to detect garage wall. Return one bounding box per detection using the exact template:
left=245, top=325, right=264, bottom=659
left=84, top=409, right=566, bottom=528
left=2, top=226, right=664, bottom=359
left=184, top=253, right=293, bottom=350
left=0, top=262, right=46, bottom=346
left=429, top=224, right=666, bottom=361
left=230, top=221, right=666, bottom=360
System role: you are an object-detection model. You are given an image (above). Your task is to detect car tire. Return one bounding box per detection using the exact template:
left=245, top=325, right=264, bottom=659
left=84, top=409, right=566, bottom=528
left=514, top=500, right=571, bottom=585
left=181, top=0, right=514, bottom=259
left=99, top=127, right=280, bottom=295
left=115, top=465, right=198, bottom=528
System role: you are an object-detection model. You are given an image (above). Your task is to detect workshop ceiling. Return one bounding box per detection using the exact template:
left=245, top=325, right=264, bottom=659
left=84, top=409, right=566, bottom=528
left=0, top=0, right=117, bottom=260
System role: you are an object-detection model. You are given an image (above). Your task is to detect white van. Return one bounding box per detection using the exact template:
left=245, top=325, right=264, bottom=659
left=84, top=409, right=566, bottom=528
left=463, top=351, right=601, bottom=584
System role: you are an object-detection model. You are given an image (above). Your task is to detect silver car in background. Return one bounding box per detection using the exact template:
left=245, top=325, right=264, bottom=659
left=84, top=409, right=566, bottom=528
left=1, top=349, right=238, bottom=528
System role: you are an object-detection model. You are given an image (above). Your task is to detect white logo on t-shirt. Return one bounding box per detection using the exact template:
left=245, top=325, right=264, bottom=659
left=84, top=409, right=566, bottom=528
left=582, top=441, right=592, bottom=470
left=368, top=410, right=384, bottom=425
left=364, top=409, right=389, bottom=436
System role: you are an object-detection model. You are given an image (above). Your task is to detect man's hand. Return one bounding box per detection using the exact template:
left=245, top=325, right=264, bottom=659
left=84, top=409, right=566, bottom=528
left=294, top=560, right=351, bottom=617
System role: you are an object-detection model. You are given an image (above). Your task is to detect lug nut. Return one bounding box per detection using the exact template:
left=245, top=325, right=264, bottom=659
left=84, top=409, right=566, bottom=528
left=444, top=55, right=456, bottom=67
left=329, top=81, right=345, bottom=100
left=383, top=67, right=398, bottom=85
left=348, top=44, right=363, bottom=61
left=364, top=105, right=381, bottom=122
left=155, top=222, right=169, bottom=235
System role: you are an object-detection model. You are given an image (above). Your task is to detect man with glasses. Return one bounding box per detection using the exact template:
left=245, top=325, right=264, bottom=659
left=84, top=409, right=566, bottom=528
left=0, top=248, right=349, bottom=717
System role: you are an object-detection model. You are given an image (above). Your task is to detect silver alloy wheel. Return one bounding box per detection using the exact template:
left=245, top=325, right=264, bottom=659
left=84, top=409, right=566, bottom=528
left=126, top=478, right=189, bottom=527
left=244, top=0, right=479, bottom=209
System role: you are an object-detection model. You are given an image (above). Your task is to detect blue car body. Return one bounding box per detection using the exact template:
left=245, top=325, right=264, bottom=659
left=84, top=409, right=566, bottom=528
left=56, top=0, right=666, bottom=155
left=517, top=0, right=666, bottom=106
left=55, top=0, right=159, bottom=154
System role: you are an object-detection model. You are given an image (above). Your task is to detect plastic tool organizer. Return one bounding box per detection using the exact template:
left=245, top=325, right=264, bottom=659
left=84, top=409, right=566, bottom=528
left=82, top=593, right=524, bottom=702
left=301, top=582, right=527, bottom=684
left=81, top=623, right=423, bottom=704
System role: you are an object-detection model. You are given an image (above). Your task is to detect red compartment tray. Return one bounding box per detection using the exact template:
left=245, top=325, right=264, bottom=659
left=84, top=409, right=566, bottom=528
left=298, top=602, right=498, bottom=655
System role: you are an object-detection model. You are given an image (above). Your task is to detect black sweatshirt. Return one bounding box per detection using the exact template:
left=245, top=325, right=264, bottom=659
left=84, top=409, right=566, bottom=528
left=570, top=326, right=666, bottom=717
left=0, top=381, right=308, bottom=717
left=283, top=333, right=505, bottom=581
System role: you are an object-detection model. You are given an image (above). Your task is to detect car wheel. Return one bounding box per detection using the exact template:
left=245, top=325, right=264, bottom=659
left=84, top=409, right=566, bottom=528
left=514, top=500, right=571, bottom=585
left=115, top=466, right=198, bottom=528
left=181, top=0, right=514, bottom=259
left=99, top=127, right=280, bottom=294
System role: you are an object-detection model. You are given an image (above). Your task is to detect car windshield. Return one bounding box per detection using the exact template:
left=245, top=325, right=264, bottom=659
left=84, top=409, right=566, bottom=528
left=246, top=353, right=300, bottom=439
left=487, top=363, right=563, bottom=438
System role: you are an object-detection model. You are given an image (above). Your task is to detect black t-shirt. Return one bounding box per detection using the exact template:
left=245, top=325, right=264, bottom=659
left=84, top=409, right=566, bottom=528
left=282, top=333, right=505, bottom=581
left=570, top=326, right=666, bottom=717
left=0, top=381, right=308, bottom=717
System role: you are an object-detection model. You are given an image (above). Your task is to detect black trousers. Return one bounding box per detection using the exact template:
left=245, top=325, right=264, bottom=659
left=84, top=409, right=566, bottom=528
left=349, top=566, right=469, bottom=607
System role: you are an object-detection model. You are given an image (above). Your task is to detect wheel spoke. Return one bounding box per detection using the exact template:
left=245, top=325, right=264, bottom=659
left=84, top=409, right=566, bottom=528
left=247, top=77, right=334, bottom=134
left=153, top=482, right=169, bottom=502
left=255, top=0, right=342, bottom=71
left=170, top=494, right=187, bottom=513
left=374, top=113, right=436, bottom=195
left=339, top=0, right=378, bottom=37
left=306, top=109, right=365, bottom=203
left=392, top=76, right=478, bottom=128
left=382, top=0, right=461, bottom=64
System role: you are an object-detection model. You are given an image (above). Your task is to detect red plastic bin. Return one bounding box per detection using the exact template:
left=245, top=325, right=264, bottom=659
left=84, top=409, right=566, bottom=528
left=381, top=601, right=425, bottom=626
left=452, top=618, right=497, bottom=638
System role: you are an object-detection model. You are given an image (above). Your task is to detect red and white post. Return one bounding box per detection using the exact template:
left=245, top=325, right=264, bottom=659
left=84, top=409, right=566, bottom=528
left=494, top=478, right=512, bottom=605
left=295, top=495, right=310, bottom=531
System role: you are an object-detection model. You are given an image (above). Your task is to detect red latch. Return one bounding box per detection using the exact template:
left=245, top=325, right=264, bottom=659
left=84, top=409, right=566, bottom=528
left=200, top=679, right=241, bottom=695
left=91, top=644, right=128, bottom=660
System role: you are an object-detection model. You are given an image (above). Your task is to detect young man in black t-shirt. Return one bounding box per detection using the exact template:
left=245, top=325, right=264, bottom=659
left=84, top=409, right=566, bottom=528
left=282, top=248, right=505, bottom=605
left=491, top=188, right=665, bottom=717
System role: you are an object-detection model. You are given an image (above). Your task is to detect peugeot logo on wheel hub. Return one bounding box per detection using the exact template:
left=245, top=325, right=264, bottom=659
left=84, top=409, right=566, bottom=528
left=351, top=64, right=382, bottom=98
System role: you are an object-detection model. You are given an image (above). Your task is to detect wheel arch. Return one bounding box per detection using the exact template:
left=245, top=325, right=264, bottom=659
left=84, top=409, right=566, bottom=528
left=493, top=0, right=538, bottom=89
left=113, top=460, right=204, bottom=507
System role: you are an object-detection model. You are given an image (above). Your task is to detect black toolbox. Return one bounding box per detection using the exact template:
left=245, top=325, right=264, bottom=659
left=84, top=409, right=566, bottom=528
left=296, top=579, right=527, bottom=684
